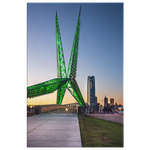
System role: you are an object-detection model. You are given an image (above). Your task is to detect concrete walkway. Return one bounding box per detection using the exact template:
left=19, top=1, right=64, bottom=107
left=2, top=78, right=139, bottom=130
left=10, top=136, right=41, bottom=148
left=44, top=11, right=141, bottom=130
left=27, top=113, right=82, bottom=147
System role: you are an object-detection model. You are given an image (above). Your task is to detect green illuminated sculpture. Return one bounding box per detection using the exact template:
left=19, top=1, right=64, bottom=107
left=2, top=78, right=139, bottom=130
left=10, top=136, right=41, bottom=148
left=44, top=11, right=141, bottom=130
left=27, top=6, right=85, bottom=106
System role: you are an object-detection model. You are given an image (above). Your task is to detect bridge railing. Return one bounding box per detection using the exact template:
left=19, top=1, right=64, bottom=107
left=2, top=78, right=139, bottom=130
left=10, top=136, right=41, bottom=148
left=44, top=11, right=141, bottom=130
left=30, top=105, right=77, bottom=114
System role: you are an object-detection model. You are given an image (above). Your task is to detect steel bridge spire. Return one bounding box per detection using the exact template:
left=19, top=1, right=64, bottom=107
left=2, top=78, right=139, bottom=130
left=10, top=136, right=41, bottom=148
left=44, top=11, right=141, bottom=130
left=55, top=11, right=67, bottom=105
left=66, top=6, right=85, bottom=106
left=27, top=6, right=85, bottom=107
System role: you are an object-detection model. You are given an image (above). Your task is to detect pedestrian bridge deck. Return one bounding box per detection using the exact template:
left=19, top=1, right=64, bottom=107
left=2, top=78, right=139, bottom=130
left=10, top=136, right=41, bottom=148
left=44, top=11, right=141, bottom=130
left=27, top=113, right=82, bottom=147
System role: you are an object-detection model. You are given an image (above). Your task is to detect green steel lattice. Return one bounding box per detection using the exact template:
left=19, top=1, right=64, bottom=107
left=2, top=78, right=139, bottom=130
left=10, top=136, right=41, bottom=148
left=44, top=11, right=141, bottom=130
left=27, top=6, right=85, bottom=106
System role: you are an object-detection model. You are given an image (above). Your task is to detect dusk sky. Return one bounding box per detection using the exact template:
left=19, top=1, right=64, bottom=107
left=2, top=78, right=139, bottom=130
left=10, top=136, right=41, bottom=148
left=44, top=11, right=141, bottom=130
left=27, top=3, right=123, bottom=106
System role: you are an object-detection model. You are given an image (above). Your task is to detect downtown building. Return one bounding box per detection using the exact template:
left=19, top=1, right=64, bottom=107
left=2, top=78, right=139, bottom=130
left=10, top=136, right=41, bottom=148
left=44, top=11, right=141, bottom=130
left=110, top=98, right=114, bottom=106
left=87, top=76, right=97, bottom=106
left=104, top=96, right=114, bottom=107
left=104, top=95, right=108, bottom=107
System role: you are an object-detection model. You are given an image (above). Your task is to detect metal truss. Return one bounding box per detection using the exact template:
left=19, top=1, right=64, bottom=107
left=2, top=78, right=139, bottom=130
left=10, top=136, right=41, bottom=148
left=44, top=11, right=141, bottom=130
left=27, top=6, right=85, bottom=106
left=67, top=79, right=85, bottom=106
left=55, top=11, right=67, bottom=105
left=55, top=11, right=67, bottom=79
left=67, top=6, right=81, bottom=79
left=27, top=78, right=69, bottom=99
left=56, top=6, right=85, bottom=106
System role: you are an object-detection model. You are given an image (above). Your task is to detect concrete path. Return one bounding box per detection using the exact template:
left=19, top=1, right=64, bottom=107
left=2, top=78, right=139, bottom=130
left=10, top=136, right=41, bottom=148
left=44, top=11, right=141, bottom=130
left=27, top=113, right=82, bottom=147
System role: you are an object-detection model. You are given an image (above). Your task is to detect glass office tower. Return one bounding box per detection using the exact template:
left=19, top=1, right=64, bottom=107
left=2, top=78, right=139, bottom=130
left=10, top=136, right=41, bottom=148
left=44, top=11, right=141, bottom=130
left=87, top=76, right=97, bottom=106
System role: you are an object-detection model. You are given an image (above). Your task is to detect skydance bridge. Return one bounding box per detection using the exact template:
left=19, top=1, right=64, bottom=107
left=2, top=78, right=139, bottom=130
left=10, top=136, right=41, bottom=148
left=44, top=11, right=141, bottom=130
left=27, top=6, right=85, bottom=107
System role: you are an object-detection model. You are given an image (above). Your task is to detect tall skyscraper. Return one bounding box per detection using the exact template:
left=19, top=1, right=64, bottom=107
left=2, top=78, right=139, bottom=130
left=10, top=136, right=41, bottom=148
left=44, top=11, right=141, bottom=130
left=104, top=95, right=108, bottom=107
left=87, top=76, right=97, bottom=106
left=110, top=98, right=114, bottom=106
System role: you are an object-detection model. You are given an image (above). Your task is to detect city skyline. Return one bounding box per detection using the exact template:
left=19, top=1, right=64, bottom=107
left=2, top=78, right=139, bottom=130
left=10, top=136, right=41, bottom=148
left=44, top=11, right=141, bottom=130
left=27, top=3, right=123, bottom=106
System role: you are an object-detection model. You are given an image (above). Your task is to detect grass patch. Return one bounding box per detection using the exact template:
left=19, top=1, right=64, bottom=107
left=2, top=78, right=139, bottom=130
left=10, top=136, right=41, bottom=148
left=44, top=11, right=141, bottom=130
left=78, top=115, right=123, bottom=147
